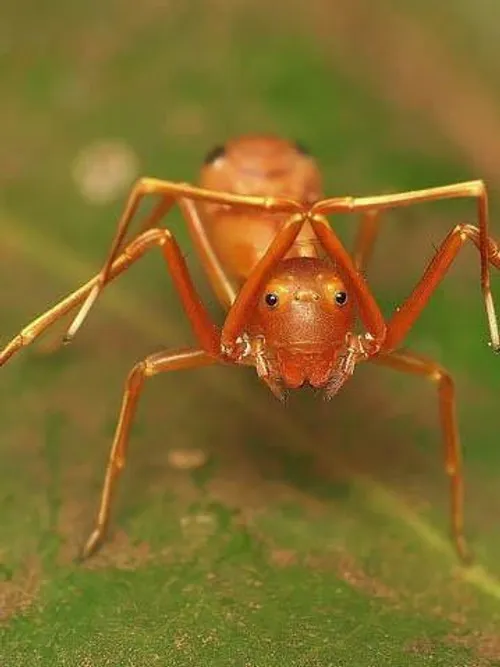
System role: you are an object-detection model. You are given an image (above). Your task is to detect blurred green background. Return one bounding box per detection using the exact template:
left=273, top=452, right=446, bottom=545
left=2, top=1, right=500, bottom=664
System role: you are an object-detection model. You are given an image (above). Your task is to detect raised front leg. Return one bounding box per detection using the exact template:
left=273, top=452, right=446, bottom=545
left=0, top=227, right=220, bottom=367
left=65, top=178, right=302, bottom=341
left=220, top=213, right=307, bottom=355
left=312, top=180, right=499, bottom=351
left=309, top=215, right=386, bottom=349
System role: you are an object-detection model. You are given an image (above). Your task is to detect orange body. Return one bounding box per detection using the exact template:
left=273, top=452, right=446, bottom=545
left=245, top=256, right=355, bottom=389
left=2, top=133, right=496, bottom=561
left=199, top=135, right=323, bottom=283
left=199, top=135, right=355, bottom=393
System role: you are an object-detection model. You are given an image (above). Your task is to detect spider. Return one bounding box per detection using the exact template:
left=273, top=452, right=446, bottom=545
left=2, top=134, right=499, bottom=563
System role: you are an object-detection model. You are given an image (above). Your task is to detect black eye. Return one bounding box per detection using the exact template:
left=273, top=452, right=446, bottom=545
left=203, top=144, right=225, bottom=165
left=265, top=292, right=279, bottom=308
left=335, top=291, right=348, bottom=306
left=295, top=140, right=311, bottom=156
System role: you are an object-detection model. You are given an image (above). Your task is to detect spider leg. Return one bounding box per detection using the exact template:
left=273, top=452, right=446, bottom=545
left=370, top=348, right=470, bottom=563
left=0, top=227, right=220, bottom=367
left=309, top=215, right=386, bottom=349
left=220, top=213, right=307, bottom=354
left=134, top=196, right=238, bottom=307
left=383, top=223, right=500, bottom=351
left=33, top=196, right=177, bottom=357
left=79, top=347, right=215, bottom=560
left=65, top=178, right=302, bottom=341
left=352, top=210, right=382, bottom=273
left=313, top=180, right=499, bottom=350
left=178, top=198, right=237, bottom=308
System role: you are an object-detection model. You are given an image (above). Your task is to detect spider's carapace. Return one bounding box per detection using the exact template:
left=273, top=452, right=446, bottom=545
left=199, top=136, right=356, bottom=397
left=2, top=133, right=500, bottom=563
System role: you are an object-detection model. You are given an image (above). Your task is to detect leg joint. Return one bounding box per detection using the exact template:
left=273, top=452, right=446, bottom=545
left=430, top=368, right=444, bottom=383
left=158, top=228, right=174, bottom=245
left=429, top=366, right=454, bottom=391
left=127, top=361, right=147, bottom=389
left=451, top=222, right=473, bottom=239
left=136, top=177, right=159, bottom=195
left=470, top=179, right=486, bottom=198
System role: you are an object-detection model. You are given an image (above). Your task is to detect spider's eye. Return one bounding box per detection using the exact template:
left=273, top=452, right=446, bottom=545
left=334, top=291, right=348, bottom=306
left=204, top=144, right=225, bottom=165
left=264, top=292, right=280, bottom=308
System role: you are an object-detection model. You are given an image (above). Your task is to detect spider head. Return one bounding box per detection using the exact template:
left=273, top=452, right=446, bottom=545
left=246, top=256, right=357, bottom=395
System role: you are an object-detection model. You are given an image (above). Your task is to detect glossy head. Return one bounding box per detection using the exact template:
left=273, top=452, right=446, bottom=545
left=248, top=257, right=357, bottom=390
left=200, top=135, right=323, bottom=203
